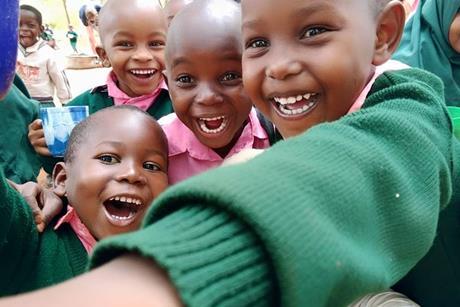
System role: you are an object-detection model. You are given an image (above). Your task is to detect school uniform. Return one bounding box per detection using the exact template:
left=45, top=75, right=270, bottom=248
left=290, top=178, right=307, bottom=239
left=159, top=108, right=272, bottom=184
left=90, top=69, right=460, bottom=306
left=0, top=75, right=42, bottom=183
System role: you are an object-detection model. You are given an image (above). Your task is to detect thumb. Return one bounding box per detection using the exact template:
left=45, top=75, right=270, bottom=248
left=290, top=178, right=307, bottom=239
left=40, top=190, right=64, bottom=228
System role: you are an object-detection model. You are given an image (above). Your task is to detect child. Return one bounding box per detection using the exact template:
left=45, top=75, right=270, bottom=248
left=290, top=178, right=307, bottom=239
left=159, top=0, right=277, bottom=184
left=393, top=0, right=460, bottom=107
left=66, top=25, right=78, bottom=54
left=0, top=105, right=169, bottom=296
left=16, top=5, right=71, bottom=106
left=28, top=0, right=173, bottom=172
left=1, top=0, right=458, bottom=306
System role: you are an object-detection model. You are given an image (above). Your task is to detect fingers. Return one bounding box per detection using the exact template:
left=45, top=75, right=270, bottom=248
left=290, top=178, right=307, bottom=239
left=28, top=119, right=51, bottom=156
left=40, top=189, right=64, bottom=229
left=20, top=182, right=46, bottom=232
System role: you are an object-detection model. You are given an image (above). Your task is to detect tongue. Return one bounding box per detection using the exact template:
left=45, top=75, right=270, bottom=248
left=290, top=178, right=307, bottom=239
left=204, top=118, right=223, bottom=130
left=104, top=200, right=132, bottom=218
left=284, top=101, right=307, bottom=110
left=133, top=73, right=151, bottom=79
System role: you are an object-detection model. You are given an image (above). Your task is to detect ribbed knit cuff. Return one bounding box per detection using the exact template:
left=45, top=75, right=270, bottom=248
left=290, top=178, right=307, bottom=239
left=90, top=205, right=275, bottom=307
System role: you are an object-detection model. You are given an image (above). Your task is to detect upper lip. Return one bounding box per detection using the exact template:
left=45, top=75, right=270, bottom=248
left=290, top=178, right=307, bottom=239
left=267, top=89, right=317, bottom=100
left=104, top=193, right=145, bottom=206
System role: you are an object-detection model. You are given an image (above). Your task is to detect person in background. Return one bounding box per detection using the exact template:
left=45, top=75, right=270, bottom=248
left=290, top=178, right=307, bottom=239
left=66, top=25, right=78, bottom=54
left=78, top=2, right=101, bottom=55
left=393, top=0, right=460, bottom=107
left=16, top=5, right=71, bottom=107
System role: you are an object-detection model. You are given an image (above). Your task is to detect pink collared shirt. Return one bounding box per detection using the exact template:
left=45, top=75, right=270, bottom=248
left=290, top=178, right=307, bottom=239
left=159, top=108, right=270, bottom=184
left=347, top=60, right=410, bottom=114
left=54, top=206, right=96, bottom=254
left=106, top=71, right=168, bottom=111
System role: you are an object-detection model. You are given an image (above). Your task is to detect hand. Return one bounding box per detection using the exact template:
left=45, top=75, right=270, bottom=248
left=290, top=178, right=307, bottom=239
left=8, top=180, right=63, bottom=232
left=28, top=119, right=51, bottom=156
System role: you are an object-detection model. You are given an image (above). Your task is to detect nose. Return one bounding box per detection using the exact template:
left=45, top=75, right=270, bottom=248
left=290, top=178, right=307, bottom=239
left=265, top=58, right=302, bottom=80
left=195, top=83, right=224, bottom=106
left=132, top=46, right=153, bottom=62
left=116, top=160, right=147, bottom=185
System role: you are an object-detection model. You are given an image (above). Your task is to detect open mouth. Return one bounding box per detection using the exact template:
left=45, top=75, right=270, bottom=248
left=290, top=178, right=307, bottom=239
left=102, top=195, right=144, bottom=227
left=197, top=116, right=228, bottom=134
left=129, top=69, right=157, bottom=79
left=272, top=93, right=319, bottom=117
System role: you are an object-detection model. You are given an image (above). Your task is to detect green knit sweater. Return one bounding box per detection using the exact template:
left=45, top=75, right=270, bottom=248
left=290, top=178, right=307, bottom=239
left=41, top=86, right=174, bottom=173
left=0, top=173, right=87, bottom=296
left=0, top=75, right=42, bottom=183
left=90, top=68, right=459, bottom=306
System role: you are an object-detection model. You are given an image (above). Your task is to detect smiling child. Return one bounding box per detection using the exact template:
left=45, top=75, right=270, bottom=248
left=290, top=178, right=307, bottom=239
left=16, top=5, right=71, bottom=106
left=160, top=0, right=277, bottom=184
left=28, top=0, right=173, bottom=173
left=0, top=106, right=168, bottom=295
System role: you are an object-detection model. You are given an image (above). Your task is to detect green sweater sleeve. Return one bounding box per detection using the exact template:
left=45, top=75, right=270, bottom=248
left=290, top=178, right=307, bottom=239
left=90, top=68, right=456, bottom=306
left=0, top=173, right=40, bottom=294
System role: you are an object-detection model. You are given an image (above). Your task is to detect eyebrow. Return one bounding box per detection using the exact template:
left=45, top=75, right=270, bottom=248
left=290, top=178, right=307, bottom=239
left=95, top=141, right=166, bottom=158
left=170, top=51, right=241, bottom=69
left=112, top=31, right=166, bottom=39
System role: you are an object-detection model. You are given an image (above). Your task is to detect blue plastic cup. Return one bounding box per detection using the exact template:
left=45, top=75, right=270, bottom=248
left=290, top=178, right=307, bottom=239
left=39, top=106, right=89, bottom=157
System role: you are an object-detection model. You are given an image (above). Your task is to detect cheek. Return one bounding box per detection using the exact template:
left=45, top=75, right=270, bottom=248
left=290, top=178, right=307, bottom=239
left=449, top=14, right=460, bottom=53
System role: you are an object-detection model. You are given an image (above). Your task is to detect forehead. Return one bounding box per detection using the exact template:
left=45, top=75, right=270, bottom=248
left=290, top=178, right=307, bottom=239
left=82, top=111, right=166, bottom=155
left=167, top=14, right=241, bottom=65
left=242, top=0, right=372, bottom=23
left=20, top=9, right=39, bottom=21
left=100, top=4, right=166, bottom=40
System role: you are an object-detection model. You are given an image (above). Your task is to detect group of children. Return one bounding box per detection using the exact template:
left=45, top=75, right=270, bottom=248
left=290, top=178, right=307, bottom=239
left=0, top=0, right=459, bottom=306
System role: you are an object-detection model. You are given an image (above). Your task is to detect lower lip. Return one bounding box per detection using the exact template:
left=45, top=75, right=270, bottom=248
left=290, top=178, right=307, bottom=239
left=273, top=96, right=319, bottom=119
left=195, top=117, right=230, bottom=137
left=103, top=206, right=138, bottom=227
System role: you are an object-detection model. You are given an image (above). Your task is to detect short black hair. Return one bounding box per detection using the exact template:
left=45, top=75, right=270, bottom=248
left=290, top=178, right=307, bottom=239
left=64, top=105, right=166, bottom=163
left=20, top=4, right=43, bottom=25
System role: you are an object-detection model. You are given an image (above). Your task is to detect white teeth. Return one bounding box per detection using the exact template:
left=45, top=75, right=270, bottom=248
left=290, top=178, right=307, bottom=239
left=108, top=196, right=142, bottom=206
left=110, top=212, right=135, bottom=221
left=131, top=69, right=156, bottom=75
left=274, top=93, right=316, bottom=105
left=198, top=116, right=227, bottom=134
left=200, top=116, right=225, bottom=122
left=278, top=101, right=315, bottom=116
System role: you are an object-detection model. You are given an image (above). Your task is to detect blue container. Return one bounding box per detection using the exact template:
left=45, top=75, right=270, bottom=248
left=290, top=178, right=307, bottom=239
left=0, top=0, right=19, bottom=99
left=40, top=106, right=89, bottom=157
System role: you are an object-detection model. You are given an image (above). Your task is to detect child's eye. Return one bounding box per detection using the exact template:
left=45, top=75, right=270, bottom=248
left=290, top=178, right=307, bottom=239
left=97, top=154, right=120, bottom=164
left=220, top=72, right=242, bottom=86
left=302, top=27, right=328, bottom=38
left=116, top=41, right=133, bottom=48
left=176, top=75, right=194, bottom=84
left=150, top=41, right=165, bottom=48
left=246, top=38, right=269, bottom=49
left=143, top=162, right=161, bottom=172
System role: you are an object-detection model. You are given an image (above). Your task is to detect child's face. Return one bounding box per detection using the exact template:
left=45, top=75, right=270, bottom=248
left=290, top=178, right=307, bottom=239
left=62, top=111, right=168, bottom=240
left=166, top=26, right=252, bottom=155
left=449, top=13, right=460, bottom=53
left=242, top=0, right=378, bottom=138
left=19, top=9, right=42, bottom=48
left=97, top=7, right=167, bottom=97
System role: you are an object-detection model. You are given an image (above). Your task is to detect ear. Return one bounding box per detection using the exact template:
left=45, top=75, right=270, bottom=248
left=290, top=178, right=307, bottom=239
left=372, top=0, right=406, bottom=66
left=52, top=162, right=67, bottom=197
left=96, top=46, right=111, bottom=67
